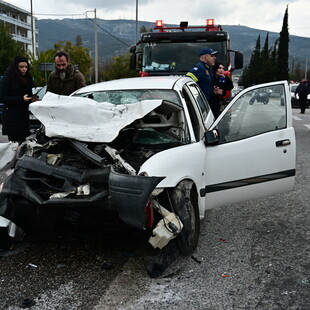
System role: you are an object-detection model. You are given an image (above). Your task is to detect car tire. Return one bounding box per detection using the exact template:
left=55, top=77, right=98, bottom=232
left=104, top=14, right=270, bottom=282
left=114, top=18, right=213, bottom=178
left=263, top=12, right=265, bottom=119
left=249, top=98, right=255, bottom=105
left=170, top=180, right=200, bottom=256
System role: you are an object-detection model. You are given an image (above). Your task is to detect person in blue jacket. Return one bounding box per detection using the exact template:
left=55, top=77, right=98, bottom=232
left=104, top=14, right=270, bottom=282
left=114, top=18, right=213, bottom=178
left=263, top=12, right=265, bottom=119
left=186, top=47, right=221, bottom=104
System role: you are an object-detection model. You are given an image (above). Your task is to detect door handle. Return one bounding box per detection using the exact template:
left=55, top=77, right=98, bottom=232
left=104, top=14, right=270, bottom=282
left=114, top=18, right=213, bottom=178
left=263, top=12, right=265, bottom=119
left=276, top=139, right=291, bottom=147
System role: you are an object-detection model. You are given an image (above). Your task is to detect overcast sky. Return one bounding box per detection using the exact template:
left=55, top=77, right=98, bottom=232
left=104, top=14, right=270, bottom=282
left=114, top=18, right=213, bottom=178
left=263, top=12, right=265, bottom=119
left=8, top=0, right=310, bottom=38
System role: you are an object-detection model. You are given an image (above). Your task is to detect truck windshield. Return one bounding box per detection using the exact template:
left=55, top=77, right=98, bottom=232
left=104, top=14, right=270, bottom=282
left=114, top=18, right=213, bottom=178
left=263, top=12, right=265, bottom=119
left=142, top=42, right=227, bottom=73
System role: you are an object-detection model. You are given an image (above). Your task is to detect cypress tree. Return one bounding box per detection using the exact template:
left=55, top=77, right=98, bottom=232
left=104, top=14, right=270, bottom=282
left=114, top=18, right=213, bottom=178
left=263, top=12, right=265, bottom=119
left=261, top=33, right=272, bottom=82
left=276, top=6, right=289, bottom=80
left=244, top=35, right=261, bottom=87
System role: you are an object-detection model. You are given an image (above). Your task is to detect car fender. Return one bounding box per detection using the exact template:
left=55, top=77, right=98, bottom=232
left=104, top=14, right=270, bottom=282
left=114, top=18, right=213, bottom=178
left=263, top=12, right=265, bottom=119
left=138, top=141, right=207, bottom=217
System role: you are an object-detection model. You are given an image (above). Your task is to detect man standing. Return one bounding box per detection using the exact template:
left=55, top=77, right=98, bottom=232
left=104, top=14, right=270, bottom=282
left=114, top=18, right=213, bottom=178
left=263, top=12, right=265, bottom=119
left=295, top=79, right=309, bottom=114
left=47, top=50, right=86, bottom=96
left=186, top=48, right=221, bottom=104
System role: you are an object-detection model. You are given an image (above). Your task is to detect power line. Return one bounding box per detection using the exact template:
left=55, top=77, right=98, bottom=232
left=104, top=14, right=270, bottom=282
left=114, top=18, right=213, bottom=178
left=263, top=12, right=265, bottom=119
left=85, top=18, right=131, bottom=47
left=34, top=13, right=84, bottom=17
left=34, top=11, right=131, bottom=48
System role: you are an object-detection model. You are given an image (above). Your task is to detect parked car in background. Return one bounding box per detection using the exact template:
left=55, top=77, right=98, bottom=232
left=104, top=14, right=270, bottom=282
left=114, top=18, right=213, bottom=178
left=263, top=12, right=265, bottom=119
left=290, top=83, right=310, bottom=108
left=0, top=77, right=296, bottom=276
left=32, top=86, right=47, bottom=100
left=30, top=86, right=47, bottom=129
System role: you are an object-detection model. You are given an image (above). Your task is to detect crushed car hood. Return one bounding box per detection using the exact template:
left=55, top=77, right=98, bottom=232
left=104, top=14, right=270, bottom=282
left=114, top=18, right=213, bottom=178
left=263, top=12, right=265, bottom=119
left=29, top=92, right=162, bottom=143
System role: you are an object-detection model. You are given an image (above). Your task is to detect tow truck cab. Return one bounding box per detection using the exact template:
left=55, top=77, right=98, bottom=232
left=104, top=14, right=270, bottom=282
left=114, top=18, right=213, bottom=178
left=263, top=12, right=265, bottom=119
left=130, top=19, right=243, bottom=77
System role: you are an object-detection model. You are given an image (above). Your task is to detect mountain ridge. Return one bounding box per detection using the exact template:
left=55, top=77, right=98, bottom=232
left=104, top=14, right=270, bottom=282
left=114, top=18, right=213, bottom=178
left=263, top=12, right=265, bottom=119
left=36, top=19, right=310, bottom=68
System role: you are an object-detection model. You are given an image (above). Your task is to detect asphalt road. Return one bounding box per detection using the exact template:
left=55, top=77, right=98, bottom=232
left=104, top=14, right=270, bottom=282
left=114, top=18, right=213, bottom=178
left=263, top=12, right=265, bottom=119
left=0, top=109, right=309, bottom=310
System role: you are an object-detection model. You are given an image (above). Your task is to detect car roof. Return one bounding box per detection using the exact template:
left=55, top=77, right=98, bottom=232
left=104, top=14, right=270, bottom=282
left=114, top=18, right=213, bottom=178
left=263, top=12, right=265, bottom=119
left=73, top=76, right=192, bottom=93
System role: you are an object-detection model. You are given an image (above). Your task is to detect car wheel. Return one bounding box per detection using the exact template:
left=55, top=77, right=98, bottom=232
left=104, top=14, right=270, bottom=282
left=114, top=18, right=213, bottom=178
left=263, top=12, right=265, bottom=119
left=249, top=98, right=255, bottom=105
left=170, top=180, right=200, bottom=256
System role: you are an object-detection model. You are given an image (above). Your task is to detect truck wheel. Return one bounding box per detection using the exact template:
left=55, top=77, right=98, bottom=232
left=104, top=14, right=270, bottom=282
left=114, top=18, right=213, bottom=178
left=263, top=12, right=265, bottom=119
left=170, top=180, right=200, bottom=256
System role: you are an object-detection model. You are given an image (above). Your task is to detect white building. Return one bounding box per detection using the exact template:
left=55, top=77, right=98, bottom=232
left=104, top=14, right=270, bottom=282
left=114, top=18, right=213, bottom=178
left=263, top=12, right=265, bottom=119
left=0, top=0, right=38, bottom=57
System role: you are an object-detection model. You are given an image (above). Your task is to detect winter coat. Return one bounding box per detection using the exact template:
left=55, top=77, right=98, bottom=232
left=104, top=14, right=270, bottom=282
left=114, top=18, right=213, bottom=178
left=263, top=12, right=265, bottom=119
left=47, top=64, right=86, bottom=96
left=295, top=81, right=309, bottom=101
left=0, top=74, right=34, bottom=140
left=210, top=75, right=234, bottom=117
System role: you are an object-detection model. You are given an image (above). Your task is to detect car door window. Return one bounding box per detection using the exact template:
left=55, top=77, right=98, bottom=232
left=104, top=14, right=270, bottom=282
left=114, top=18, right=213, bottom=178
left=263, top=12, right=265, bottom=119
left=187, top=83, right=210, bottom=119
left=217, top=84, right=286, bottom=143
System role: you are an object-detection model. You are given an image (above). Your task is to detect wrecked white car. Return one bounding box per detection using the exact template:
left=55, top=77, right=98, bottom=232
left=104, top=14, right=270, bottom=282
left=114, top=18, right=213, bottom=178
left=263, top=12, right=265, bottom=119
left=0, top=77, right=296, bottom=260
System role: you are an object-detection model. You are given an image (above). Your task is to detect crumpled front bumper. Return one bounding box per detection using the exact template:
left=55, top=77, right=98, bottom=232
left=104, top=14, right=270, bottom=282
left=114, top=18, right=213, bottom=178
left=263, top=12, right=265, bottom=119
left=0, top=154, right=164, bottom=238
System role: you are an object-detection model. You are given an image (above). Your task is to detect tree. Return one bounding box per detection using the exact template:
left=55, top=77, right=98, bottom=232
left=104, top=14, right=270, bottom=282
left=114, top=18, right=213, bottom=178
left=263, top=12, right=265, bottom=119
left=261, top=33, right=273, bottom=83
left=140, top=25, right=152, bottom=33
left=75, top=34, right=83, bottom=47
left=102, top=53, right=138, bottom=81
left=0, top=24, right=25, bottom=75
left=269, top=39, right=279, bottom=82
left=240, top=7, right=290, bottom=87
left=275, top=6, right=289, bottom=80
left=242, top=35, right=261, bottom=87
left=28, top=49, right=55, bottom=86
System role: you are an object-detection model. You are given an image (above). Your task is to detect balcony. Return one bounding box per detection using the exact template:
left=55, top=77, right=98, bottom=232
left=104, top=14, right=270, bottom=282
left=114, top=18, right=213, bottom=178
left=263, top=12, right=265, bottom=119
left=0, top=13, right=31, bottom=30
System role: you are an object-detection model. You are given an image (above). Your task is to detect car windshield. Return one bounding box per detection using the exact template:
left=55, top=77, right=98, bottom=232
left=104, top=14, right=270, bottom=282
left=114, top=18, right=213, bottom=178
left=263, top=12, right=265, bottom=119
left=141, top=42, right=227, bottom=73
left=73, top=89, right=182, bottom=105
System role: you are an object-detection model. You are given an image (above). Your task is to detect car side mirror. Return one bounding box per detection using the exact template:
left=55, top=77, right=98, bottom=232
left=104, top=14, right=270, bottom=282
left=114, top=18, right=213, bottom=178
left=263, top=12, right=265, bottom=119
left=204, top=129, right=220, bottom=146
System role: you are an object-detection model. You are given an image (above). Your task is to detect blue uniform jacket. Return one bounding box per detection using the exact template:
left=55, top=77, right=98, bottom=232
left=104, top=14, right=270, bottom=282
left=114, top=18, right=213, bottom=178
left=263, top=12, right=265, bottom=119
left=186, top=61, right=213, bottom=102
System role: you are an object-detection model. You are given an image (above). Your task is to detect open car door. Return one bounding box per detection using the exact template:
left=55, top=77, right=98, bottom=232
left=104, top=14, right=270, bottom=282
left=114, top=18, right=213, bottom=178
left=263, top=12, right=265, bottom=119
left=204, top=80, right=296, bottom=209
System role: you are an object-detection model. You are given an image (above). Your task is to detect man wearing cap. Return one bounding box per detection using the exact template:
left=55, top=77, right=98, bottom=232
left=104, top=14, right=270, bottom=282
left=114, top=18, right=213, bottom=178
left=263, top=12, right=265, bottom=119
left=186, top=48, right=220, bottom=103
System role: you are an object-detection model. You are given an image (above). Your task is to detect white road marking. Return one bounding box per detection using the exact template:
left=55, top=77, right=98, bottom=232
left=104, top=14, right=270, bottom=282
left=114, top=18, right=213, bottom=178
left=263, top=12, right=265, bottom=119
left=292, top=115, right=302, bottom=120
left=304, top=124, right=310, bottom=130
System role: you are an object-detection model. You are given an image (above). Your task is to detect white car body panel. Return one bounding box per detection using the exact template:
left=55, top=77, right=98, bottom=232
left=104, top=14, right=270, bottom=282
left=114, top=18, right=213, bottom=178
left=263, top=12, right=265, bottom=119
left=204, top=80, right=295, bottom=209
left=1, top=77, right=296, bottom=222
left=139, top=141, right=207, bottom=218
left=30, top=92, right=162, bottom=143
left=140, top=80, right=295, bottom=215
left=0, top=142, right=18, bottom=172
left=203, top=127, right=295, bottom=209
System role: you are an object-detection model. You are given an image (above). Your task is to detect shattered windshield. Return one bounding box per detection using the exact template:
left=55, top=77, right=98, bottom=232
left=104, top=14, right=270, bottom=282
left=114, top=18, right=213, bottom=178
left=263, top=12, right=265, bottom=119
left=73, top=89, right=182, bottom=106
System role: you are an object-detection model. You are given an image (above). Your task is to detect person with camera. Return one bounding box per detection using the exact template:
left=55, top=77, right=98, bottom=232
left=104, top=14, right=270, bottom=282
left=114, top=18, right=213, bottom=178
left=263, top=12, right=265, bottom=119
left=0, top=56, right=38, bottom=143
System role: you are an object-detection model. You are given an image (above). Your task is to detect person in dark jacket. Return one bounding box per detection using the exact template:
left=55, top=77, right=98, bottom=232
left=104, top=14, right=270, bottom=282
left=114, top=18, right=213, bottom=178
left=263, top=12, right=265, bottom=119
left=47, top=50, right=86, bottom=95
left=211, top=62, right=234, bottom=118
left=0, top=56, right=37, bottom=143
left=295, top=79, right=309, bottom=114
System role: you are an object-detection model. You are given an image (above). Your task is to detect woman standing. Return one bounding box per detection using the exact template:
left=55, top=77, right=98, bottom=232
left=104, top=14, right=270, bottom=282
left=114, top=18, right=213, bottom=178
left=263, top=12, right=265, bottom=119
left=211, top=62, right=234, bottom=118
left=0, top=56, right=37, bottom=143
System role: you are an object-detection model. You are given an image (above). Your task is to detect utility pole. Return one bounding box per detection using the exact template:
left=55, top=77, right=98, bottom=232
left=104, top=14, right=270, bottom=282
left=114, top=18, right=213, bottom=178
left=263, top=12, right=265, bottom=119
left=94, top=9, right=98, bottom=83
left=135, top=0, right=138, bottom=43
left=85, top=9, right=99, bottom=83
left=30, top=0, right=35, bottom=57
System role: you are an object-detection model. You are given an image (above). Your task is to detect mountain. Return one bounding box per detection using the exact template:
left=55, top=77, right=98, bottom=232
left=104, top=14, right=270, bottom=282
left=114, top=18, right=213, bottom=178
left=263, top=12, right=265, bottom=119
left=36, top=19, right=310, bottom=68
